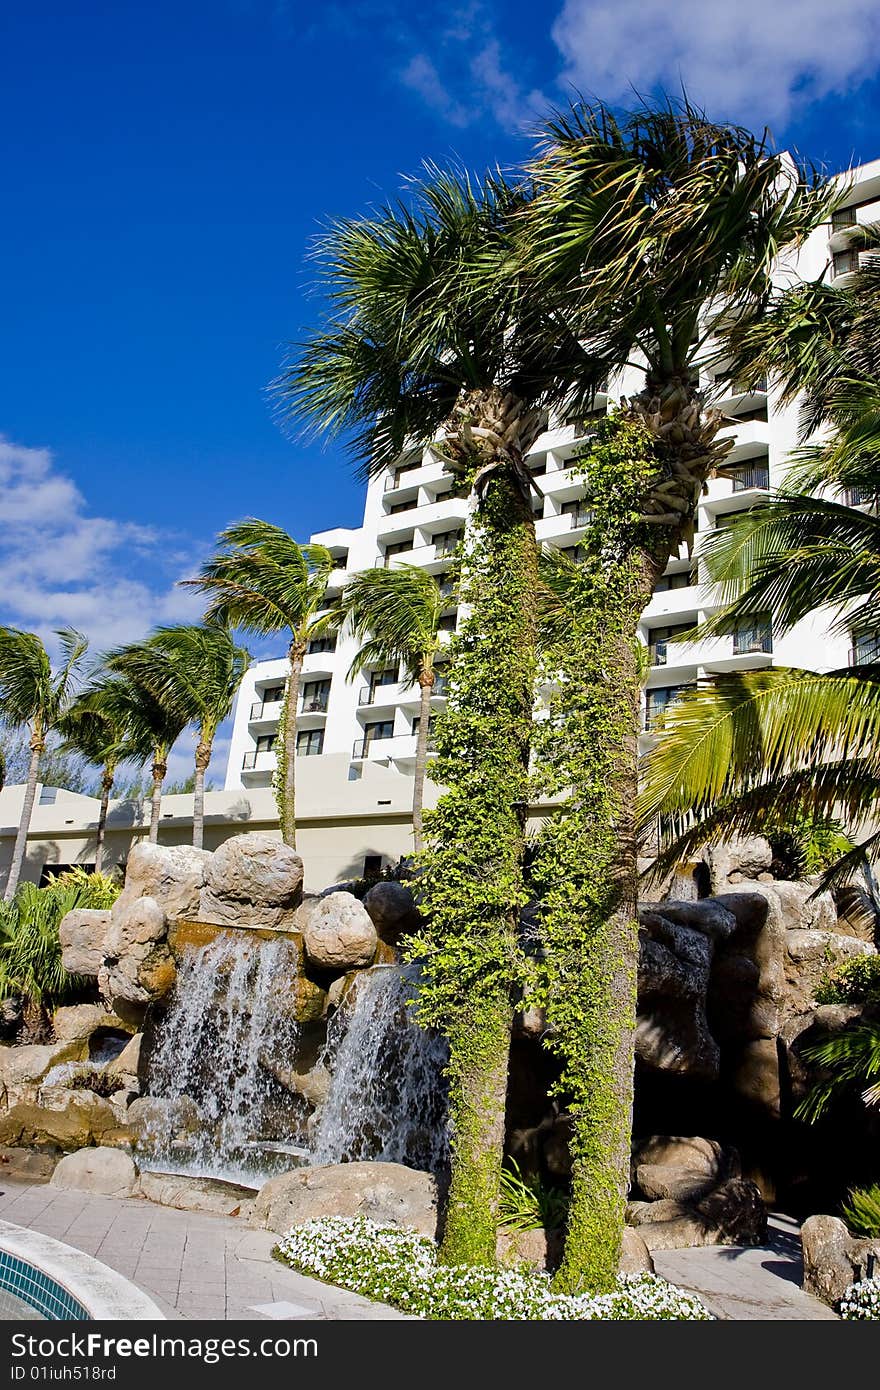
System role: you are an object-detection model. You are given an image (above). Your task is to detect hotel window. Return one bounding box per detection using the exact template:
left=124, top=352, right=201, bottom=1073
left=433, top=530, right=461, bottom=557
left=261, top=684, right=285, bottom=705
left=363, top=720, right=394, bottom=745
left=296, top=729, right=324, bottom=757
left=301, top=678, right=331, bottom=713
left=306, top=635, right=336, bottom=655
left=256, top=734, right=277, bottom=754
left=655, top=568, right=694, bottom=592
left=644, top=685, right=696, bottom=730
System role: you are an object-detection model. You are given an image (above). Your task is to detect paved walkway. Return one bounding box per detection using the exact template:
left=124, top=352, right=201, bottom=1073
left=0, top=1180, right=838, bottom=1321
left=0, top=1179, right=407, bottom=1321
left=653, top=1214, right=838, bottom=1320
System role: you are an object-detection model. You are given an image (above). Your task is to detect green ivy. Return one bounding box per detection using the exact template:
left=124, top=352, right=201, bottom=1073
left=530, top=414, right=666, bottom=1294
left=405, top=471, right=538, bottom=1267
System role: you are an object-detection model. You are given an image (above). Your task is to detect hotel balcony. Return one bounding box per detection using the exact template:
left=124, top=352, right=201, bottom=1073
left=358, top=683, right=400, bottom=709
left=248, top=698, right=284, bottom=729
left=351, top=732, right=436, bottom=766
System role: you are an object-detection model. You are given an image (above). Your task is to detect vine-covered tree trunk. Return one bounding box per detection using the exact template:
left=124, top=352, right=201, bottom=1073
left=192, top=739, right=211, bottom=850
left=277, top=642, right=304, bottom=849
left=148, top=755, right=166, bottom=844
left=94, top=769, right=114, bottom=874
left=410, top=470, right=538, bottom=1266
left=4, top=737, right=42, bottom=901
left=411, top=663, right=434, bottom=852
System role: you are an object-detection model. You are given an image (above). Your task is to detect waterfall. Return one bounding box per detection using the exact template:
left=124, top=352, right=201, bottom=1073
left=141, top=932, right=304, bottom=1184
left=311, top=963, right=449, bottom=1175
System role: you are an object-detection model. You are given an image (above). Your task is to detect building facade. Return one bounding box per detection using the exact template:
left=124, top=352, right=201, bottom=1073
left=224, top=158, right=880, bottom=793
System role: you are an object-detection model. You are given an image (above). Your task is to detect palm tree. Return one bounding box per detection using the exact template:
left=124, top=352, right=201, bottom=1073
left=278, top=168, right=595, bottom=1265
left=107, top=626, right=249, bottom=849
left=58, top=678, right=152, bottom=873
left=0, top=627, right=89, bottom=901
left=520, top=96, right=836, bottom=1292
left=182, top=520, right=334, bottom=848
left=101, top=661, right=192, bottom=845
left=340, top=565, right=447, bottom=851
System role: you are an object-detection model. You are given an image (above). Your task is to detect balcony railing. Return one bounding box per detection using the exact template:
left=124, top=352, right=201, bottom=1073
left=567, top=508, right=592, bottom=529
left=845, top=486, right=876, bottom=507
left=358, top=684, right=397, bottom=706
left=648, top=641, right=668, bottom=666
left=242, top=751, right=257, bottom=769
left=300, top=694, right=329, bottom=714
left=850, top=639, right=880, bottom=666
left=732, top=628, right=773, bottom=655
left=715, top=374, right=768, bottom=395
left=833, top=249, right=861, bottom=277
left=730, top=465, right=770, bottom=492
left=832, top=208, right=857, bottom=231
left=433, top=536, right=461, bottom=557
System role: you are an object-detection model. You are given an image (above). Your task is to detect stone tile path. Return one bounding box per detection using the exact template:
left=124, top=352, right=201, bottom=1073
left=0, top=1180, right=839, bottom=1321
left=653, top=1214, right=839, bottom=1320
left=0, top=1179, right=407, bottom=1321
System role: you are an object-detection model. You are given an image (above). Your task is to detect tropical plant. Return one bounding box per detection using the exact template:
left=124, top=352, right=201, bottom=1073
left=796, top=1022, right=880, bottom=1122
left=0, top=869, right=120, bottom=1033
left=58, top=678, right=152, bottom=873
left=182, top=520, right=334, bottom=848
left=842, top=1184, right=880, bottom=1238
left=106, top=626, right=249, bottom=849
left=518, top=96, right=835, bottom=1293
left=0, top=627, right=89, bottom=901
left=340, top=565, right=447, bottom=850
left=279, top=166, right=595, bottom=1267
left=498, top=1160, right=569, bottom=1233
left=817, top=955, right=880, bottom=1009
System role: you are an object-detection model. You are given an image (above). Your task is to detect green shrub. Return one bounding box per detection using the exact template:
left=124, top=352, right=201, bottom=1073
left=498, top=1161, right=569, bottom=1233
left=817, top=954, right=880, bottom=1008
left=766, top=812, right=853, bottom=877
left=842, top=1184, right=880, bottom=1237
left=0, top=870, right=120, bottom=1009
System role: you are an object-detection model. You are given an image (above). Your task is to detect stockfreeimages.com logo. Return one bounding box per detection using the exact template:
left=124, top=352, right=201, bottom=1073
left=11, top=1333, right=317, bottom=1367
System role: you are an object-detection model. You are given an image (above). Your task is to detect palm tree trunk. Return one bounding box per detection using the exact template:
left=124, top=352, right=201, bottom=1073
left=94, top=768, right=114, bottom=875
left=4, top=737, right=43, bottom=901
left=149, top=755, right=166, bottom=844
left=419, top=467, right=539, bottom=1266
left=277, top=641, right=305, bottom=848
left=192, top=738, right=211, bottom=850
left=412, top=662, right=434, bottom=852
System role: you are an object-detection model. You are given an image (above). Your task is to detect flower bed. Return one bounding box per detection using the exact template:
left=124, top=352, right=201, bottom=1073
left=275, top=1216, right=712, bottom=1320
left=839, top=1277, right=880, bottom=1320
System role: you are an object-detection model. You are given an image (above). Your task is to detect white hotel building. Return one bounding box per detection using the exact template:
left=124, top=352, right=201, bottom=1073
left=225, top=158, right=880, bottom=799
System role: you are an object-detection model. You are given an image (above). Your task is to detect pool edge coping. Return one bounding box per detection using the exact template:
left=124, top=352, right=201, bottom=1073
left=0, top=1220, right=166, bottom=1321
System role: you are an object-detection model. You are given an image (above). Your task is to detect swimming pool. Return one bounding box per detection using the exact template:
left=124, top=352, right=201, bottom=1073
left=0, top=1222, right=165, bottom=1321
left=0, top=1247, right=88, bottom=1320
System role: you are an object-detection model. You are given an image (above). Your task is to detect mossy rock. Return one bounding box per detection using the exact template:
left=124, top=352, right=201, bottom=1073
left=286, top=973, right=327, bottom=1024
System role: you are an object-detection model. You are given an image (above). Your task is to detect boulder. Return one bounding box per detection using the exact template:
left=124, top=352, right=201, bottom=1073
left=98, top=895, right=173, bottom=1011
left=362, top=881, right=420, bottom=946
left=0, top=1040, right=84, bottom=1108
left=706, top=836, right=773, bottom=889
left=801, top=1214, right=880, bottom=1306
left=637, top=913, right=719, bottom=1079
left=731, top=1037, right=781, bottom=1116
left=300, top=893, right=378, bottom=971
left=635, top=1164, right=716, bottom=1203
left=51, top=1146, right=138, bottom=1198
left=785, top=930, right=875, bottom=1014
left=104, top=1033, right=143, bottom=1086
left=199, top=833, right=304, bottom=929
left=0, top=1095, right=117, bottom=1151
left=137, top=1171, right=254, bottom=1217
left=619, top=1228, right=655, bottom=1275
left=647, top=899, right=738, bottom=944
left=114, top=841, right=211, bottom=922
left=633, top=1136, right=726, bottom=1177
left=58, top=909, right=112, bottom=977
left=0, top=997, right=24, bottom=1042
left=628, top=1177, right=765, bottom=1251
left=496, top=1227, right=557, bottom=1271
left=0, top=1145, right=58, bottom=1182
left=52, top=1005, right=127, bottom=1045
left=251, top=1160, right=438, bottom=1237
left=263, top=1057, right=331, bottom=1109
left=125, top=1094, right=201, bottom=1146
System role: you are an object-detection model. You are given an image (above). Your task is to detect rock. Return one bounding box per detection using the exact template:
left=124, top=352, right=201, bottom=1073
left=126, top=1094, right=201, bottom=1145
left=801, top=1214, right=880, bottom=1306
left=496, top=1227, right=556, bottom=1271
left=773, top=881, right=837, bottom=933
left=785, top=930, right=875, bottom=1015
left=619, top=1228, right=655, bottom=1275
left=138, top=1171, right=254, bottom=1218
left=199, top=833, right=304, bottom=929
left=635, top=1163, right=716, bottom=1202
left=51, top=1146, right=138, bottom=1197
left=300, top=893, right=378, bottom=970
left=283, top=974, right=327, bottom=1024
left=514, top=1006, right=548, bottom=1040
left=98, top=895, right=172, bottom=1011
left=628, top=1178, right=765, bottom=1251
left=324, top=972, right=358, bottom=1014
left=706, top=836, right=773, bottom=889
left=0, top=1145, right=58, bottom=1181
left=115, top=841, right=211, bottom=922
left=647, top=899, right=738, bottom=943
left=0, top=997, right=24, bottom=1042
left=633, top=1136, right=726, bottom=1176
left=637, top=913, right=719, bottom=1079
left=251, top=1160, right=438, bottom=1237
left=0, top=1095, right=117, bottom=1150
left=263, top=1058, right=331, bottom=1109
left=104, top=1033, right=143, bottom=1085
left=58, top=909, right=112, bottom=977
left=731, top=1038, right=781, bottom=1116
left=52, top=1005, right=127, bottom=1044
left=362, top=882, right=420, bottom=946
left=0, top=1041, right=85, bottom=1108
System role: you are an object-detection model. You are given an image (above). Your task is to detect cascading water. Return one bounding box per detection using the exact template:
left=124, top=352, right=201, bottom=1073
left=140, top=931, right=305, bottom=1184
left=312, top=963, right=449, bottom=1175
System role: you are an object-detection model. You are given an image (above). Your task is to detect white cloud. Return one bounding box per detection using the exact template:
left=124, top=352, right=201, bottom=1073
left=551, top=0, right=880, bottom=126
left=400, top=54, right=473, bottom=128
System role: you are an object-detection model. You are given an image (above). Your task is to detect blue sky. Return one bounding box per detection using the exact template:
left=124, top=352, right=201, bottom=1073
left=2, top=0, right=879, bottom=778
